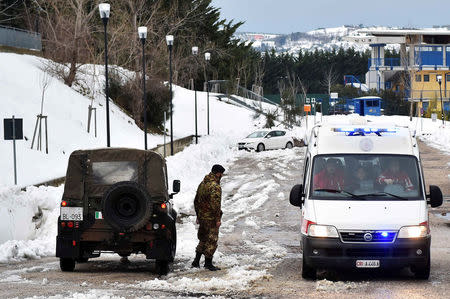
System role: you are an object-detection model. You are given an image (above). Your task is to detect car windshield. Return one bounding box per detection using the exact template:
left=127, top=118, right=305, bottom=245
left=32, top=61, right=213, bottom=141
left=246, top=131, right=268, bottom=138
left=310, top=154, right=423, bottom=200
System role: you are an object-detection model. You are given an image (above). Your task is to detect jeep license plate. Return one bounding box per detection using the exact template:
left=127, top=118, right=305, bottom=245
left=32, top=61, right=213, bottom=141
left=60, top=207, right=83, bottom=221
left=356, top=260, right=380, bottom=268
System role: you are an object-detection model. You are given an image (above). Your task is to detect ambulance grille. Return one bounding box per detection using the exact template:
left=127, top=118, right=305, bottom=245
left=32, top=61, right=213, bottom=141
left=340, top=231, right=397, bottom=243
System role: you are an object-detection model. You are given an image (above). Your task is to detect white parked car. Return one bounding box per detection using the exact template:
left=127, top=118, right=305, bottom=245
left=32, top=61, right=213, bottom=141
left=238, top=129, right=294, bottom=152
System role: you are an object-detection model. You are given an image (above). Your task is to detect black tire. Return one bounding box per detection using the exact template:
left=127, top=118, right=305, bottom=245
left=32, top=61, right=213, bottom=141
left=169, top=228, right=177, bottom=262
left=60, top=258, right=75, bottom=272
left=156, top=260, right=169, bottom=275
left=412, top=252, right=430, bottom=280
left=256, top=143, right=265, bottom=152
left=302, top=254, right=316, bottom=280
left=102, top=181, right=153, bottom=232
left=286, top=142, right=293, bottom=149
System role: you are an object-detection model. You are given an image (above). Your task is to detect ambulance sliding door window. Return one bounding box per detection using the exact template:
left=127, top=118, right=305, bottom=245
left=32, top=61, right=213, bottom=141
left=303, top=156, right=310, bottom=194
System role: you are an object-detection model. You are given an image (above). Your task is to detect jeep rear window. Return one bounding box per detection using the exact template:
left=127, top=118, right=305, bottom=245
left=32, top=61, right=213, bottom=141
left=92, top=161, right=138, bottom=185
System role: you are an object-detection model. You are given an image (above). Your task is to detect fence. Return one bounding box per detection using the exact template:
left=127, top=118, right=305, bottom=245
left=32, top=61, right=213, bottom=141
left=0, top=25, right=42, bottom=51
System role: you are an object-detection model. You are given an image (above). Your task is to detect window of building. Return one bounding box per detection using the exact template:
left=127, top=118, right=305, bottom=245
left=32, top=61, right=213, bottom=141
left=424, top=74, right=430, bottom=82
left=415, top=74, right=422, bottom=82
left=446, top=74, right=450, bottom=82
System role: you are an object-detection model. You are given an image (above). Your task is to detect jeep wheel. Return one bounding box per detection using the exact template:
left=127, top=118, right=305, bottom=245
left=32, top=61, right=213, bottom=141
left=169, top=229, right=177, bottom=262
left=60, top=258, right=75, bottom=272
left=102, top=181, right=153, bottom=232
left=156, top=260, right=169, bottom=275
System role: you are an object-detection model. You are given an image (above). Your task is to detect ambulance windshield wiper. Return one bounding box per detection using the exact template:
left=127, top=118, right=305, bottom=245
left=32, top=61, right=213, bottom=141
left=357, top=192, right=409, bottom=200
left=314, top=189, right=367, bottom=200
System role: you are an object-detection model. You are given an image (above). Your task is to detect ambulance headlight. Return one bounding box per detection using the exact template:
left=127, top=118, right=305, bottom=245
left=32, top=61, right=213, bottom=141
left=308, top=225, right=339, bottom=238
left=398, top=225, right=428, bottom=238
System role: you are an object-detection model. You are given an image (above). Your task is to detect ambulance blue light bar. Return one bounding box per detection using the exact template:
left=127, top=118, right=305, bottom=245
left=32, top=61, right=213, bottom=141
left=333, top=127, right=397, bottom=136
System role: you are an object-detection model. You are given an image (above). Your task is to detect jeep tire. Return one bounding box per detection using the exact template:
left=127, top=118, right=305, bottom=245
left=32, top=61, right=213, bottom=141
left=102, top=181, right=153, bottom=232
left=60, top=258, right=75, bottom=272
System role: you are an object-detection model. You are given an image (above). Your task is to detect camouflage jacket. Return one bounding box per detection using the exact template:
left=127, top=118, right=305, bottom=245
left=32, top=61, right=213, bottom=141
left=194, top=173, right=223, bottom=222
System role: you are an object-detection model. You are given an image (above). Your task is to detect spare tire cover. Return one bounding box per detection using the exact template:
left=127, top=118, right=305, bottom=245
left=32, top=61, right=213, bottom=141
left=102, top=181, right=152, bottom=232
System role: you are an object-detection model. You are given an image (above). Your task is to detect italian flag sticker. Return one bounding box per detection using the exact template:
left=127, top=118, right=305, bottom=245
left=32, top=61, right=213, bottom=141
left=95, top=211, right=103, bottom=219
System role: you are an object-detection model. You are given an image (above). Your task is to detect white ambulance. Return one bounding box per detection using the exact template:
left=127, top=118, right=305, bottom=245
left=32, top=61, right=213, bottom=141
left=289, top=124, right=443, bottom=280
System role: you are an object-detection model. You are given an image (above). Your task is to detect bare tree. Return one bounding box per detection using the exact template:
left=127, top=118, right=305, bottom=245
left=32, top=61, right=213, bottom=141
left=38, top=0, right=97, bottom=87
left=321, top=65, right=339, bottom=95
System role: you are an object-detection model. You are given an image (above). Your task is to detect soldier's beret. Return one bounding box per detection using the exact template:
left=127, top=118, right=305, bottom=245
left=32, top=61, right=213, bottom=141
left=212, top=164, right=225, bottom=174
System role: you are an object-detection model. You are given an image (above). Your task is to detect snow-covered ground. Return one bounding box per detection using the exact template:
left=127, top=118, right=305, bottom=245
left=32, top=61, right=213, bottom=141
left=1, top=53, right=450, bottom=297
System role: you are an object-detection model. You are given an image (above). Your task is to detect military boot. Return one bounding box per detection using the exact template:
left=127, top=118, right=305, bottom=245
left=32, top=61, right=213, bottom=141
left=191, top=252, right=202, bottom=268
left=204, top=257, right=221, bottom=271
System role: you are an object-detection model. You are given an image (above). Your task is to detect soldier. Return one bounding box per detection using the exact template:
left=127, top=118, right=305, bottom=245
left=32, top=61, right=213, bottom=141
left=191, top=164, right=225, bottom=271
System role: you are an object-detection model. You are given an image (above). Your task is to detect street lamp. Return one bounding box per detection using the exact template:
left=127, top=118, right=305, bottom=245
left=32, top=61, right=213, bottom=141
left=205, top=52, right=211, bottom=135
left=99, top=3, right=111, bottom=147
left=192, top=46, right=199, bottom=144
left=138, top=26, right=148, bottom=150
left=166, top=35, right=174, bottom=155
left=437, top=74, right=445, bottom=126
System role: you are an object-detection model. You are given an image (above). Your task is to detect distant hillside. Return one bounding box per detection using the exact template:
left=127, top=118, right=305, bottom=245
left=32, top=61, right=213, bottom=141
left=235, top=25, right=448, bottom=54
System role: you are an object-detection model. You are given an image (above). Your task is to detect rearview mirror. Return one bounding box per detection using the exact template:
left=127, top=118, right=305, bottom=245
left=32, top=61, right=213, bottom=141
left=265, top=135, right=272, bottom=139
left=427, top=185, right=442, bottom=208
left=290, top=184, right=304, bottom=207
left=173, top=180, right=181, bottom=193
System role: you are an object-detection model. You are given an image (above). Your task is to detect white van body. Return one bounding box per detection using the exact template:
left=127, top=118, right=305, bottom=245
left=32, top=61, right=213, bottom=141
left=290, top=124, right=443, bottom=279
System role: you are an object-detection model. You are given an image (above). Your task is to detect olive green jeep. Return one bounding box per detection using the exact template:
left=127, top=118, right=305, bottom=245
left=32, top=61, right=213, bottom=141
left=56, top=148, right=180, bottom=274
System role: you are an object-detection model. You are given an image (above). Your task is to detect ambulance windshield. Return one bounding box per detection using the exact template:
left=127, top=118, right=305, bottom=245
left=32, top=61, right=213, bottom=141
left=310, top=154, right=422, bottom=200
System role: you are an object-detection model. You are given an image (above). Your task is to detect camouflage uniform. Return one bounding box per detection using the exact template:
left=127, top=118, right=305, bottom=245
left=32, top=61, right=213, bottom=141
left=194, top=173, right=223, bottom=258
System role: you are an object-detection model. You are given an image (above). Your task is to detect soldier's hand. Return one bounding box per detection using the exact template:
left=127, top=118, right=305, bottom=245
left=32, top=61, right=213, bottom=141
left=216, top=221, right=221, bottom=228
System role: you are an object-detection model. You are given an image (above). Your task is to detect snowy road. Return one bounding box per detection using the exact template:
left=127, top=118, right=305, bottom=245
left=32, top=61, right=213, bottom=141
left=0, top=146, right=449, bottom=298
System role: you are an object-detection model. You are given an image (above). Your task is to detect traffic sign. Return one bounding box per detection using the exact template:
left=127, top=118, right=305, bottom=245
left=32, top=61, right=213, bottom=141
left=4, top=118, right=23, bottom=140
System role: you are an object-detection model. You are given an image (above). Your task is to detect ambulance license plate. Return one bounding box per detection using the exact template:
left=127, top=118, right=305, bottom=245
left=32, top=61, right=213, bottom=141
left=60, top=207, right=83, bottom=221
left=356, top=260, right=380, bottom=268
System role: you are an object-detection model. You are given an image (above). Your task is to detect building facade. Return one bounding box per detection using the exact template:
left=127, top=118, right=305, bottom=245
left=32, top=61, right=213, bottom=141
left=347, top=29, right=450, bottom=112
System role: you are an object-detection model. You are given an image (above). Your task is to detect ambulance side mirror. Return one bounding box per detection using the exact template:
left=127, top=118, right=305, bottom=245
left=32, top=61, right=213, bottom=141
left=427, top=185, right=443, bottom=208
left=290, top=184, right=304, bottom=207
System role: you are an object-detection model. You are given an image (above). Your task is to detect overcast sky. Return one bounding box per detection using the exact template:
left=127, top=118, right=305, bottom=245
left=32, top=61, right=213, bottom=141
left=211, top=0, right=450, bottom=34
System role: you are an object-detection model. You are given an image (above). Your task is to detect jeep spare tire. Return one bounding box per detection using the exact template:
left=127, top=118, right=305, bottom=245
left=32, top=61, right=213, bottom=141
left=102, top=181, right=152, bottom=232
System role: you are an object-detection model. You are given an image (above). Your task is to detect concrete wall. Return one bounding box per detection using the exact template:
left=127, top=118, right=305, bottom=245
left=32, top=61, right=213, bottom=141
left=151, top=135, right=195, bottom=157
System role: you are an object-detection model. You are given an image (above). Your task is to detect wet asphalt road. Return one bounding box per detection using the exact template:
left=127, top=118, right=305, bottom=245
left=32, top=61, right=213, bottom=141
left=0, top=144, right=449, bottom=298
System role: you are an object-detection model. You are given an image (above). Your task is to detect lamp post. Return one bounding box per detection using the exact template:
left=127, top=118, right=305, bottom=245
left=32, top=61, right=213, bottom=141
left=205, top=52, right=211, bottom=135
left=166, top=35, right=174, bottom=155
left=437, top=74, right=445, bottom=126
left=192, top=46, right=199, bottom=144
left=138, top=26, right=148, bottom=150
left=99, top=3, right=111, bottom=147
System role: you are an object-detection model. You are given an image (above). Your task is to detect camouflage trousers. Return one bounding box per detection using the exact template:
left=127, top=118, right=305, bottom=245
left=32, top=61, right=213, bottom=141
left=196, top=220, right=219, bottom=258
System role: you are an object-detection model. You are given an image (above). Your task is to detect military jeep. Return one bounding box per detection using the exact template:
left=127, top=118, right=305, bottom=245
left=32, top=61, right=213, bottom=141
left=56, top=148, right=179, bottom=274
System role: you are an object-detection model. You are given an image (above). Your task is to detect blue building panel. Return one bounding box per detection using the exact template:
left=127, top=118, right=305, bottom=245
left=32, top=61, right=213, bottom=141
left=446, top=47, right=450, bottom=67
left=415, top=46, right=443, bottom=66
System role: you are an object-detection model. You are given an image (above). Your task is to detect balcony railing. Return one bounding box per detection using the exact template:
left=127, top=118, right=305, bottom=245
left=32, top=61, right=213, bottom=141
left=368, top=58, right=401, bottom=70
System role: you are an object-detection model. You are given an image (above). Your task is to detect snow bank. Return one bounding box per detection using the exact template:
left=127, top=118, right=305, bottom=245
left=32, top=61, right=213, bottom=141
left=0, top=185, right=62, bottom=261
